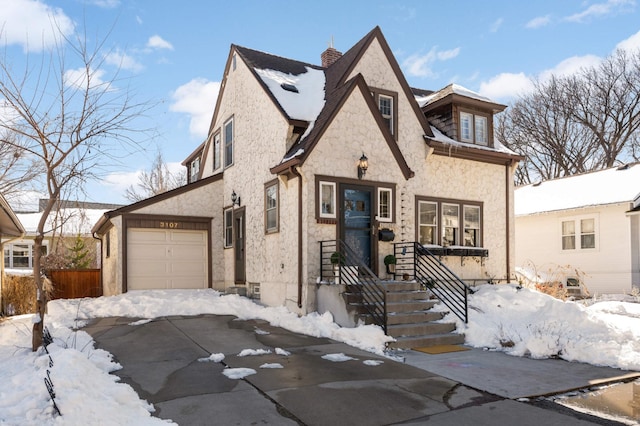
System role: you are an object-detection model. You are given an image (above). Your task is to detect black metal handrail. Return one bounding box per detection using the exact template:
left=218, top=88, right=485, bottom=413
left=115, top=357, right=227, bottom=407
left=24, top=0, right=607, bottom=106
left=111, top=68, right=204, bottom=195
left=319, top=240, right=387, bottom=333
left=393, top=242, right=473, bottom=323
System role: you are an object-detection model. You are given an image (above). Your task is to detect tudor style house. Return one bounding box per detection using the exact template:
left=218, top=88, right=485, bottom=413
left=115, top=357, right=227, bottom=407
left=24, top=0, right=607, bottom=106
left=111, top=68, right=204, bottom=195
left=515, top=163, right=640, bottom=295
left=93, top=27, right=521, bottom=339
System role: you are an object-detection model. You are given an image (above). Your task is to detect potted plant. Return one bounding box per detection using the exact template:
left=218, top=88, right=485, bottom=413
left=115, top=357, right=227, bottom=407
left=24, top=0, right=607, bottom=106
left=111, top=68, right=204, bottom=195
left=384, top=254, right=397, bottom=274
left=330, top=251, right=346, bottom=284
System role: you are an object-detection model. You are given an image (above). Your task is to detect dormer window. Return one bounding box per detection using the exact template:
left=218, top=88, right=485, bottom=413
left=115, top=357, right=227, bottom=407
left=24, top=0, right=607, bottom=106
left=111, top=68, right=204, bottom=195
left=460, top=111, right=489, bottom=146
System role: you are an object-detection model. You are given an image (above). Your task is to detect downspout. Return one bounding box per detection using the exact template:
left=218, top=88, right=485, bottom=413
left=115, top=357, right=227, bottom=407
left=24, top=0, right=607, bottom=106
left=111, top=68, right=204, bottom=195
left=289, top=166, right=304, bottom=309
left=505, top=162, right=512, bottom=282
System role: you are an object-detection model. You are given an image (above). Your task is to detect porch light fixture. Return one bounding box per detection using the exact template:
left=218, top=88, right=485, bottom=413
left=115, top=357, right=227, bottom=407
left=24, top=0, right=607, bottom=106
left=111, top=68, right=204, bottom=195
left=231, top=190, right=241, bottom=206
left=357, top=153, right=368, bottom=180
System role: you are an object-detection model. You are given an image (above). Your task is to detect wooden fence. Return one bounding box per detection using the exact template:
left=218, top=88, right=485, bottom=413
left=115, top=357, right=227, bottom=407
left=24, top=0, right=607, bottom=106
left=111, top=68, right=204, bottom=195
left=48, top=269, right=102, bottom=300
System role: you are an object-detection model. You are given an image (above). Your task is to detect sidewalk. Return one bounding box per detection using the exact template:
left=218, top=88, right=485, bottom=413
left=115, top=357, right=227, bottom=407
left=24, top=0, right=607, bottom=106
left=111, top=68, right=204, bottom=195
left=84, top=315, right=636, bottom=425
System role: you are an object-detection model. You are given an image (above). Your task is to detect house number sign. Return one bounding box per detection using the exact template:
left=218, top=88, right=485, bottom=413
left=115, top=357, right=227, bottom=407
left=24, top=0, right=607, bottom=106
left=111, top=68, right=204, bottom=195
left=159, top=221, right=180, bottom=229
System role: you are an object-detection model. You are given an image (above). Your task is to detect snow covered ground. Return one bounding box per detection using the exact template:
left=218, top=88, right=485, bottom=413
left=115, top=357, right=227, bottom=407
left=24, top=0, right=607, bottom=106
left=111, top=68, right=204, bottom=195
left=1, top=284, right=639, bottom=425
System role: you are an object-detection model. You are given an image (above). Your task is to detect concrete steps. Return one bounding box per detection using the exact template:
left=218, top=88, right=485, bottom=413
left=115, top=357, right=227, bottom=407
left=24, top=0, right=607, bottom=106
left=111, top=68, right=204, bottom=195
left=347, top=280, right=464, bottom=349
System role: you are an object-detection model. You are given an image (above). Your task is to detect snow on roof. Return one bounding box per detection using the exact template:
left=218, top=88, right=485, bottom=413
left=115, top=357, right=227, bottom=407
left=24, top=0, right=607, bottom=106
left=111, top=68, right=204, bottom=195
left=254, top=66, right=326, bottom=123
left=17, top=208, right=109, bottom=236
left=416, top=83, right=493, bottom=108
left=515, top=163, right=640, bottom=216
left=429, top=126, right=518, bottom=156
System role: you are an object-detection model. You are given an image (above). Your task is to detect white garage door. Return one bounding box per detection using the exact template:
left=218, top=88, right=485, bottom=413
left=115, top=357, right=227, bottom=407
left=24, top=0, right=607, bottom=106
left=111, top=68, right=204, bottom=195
left=127, top=228, right=208, bottom=290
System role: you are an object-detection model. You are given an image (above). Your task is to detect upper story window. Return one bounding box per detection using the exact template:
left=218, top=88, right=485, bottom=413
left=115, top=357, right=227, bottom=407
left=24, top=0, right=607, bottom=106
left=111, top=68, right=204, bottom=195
left=371, top=89, right=398, bottom=138
left=265, top=180, right=279, bottom=233
left=189, top=157, right=200, bottom=183
left=213, top=132, right=221, bottom=172
left=459, top=111, right=489, bottom=146
left=562, top=217, right=596, bottom=250
left=224, top=118, right=234, bottom=168
left=417, top=197, right=483, bottom=247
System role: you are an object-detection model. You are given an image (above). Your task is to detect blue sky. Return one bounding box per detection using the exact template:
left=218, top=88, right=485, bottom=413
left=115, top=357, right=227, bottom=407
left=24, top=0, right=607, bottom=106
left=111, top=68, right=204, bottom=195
left=2, top=0, right=640, bottom=205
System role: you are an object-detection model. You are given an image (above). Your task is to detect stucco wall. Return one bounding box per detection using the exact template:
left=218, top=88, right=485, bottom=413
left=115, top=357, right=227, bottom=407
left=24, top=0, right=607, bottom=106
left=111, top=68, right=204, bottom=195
left=515, top=204, right=634, bottom=294
left=101, top=216, right=121, bottom=296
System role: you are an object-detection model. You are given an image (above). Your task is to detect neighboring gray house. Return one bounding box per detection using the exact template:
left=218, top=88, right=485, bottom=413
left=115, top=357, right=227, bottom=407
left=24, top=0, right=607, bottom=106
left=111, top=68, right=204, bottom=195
left=515, top=163, right=640, bottom=295
left=93, top=27, right=522, bottom=324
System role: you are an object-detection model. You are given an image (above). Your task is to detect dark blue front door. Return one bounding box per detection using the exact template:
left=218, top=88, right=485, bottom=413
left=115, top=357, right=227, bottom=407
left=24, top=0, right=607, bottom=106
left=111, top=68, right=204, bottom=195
left=341, top=185, right=373, bottom=268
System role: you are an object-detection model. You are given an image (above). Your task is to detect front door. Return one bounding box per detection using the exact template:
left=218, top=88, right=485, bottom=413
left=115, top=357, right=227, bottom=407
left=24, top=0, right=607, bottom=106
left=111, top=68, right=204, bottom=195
left=234, top=208, right=246, bottom=283
left=340, top=185, right=375, bottom=268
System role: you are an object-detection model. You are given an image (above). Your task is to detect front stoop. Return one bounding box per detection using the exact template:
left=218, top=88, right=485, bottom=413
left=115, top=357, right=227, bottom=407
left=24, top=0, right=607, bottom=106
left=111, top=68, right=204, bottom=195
left=349, top=281, right=464, bottom=350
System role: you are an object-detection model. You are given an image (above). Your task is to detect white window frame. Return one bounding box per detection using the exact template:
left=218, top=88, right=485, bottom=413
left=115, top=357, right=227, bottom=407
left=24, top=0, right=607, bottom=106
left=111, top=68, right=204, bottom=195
left=377, top=187, right=393, bottom=223
left=213, top=132, right=221, bottom=172
left=418, top=201, right=438, bottom=245
left=189, top=157, right=200, bottom=183
left=224, top=208, right=233, bottom=248
left=3, top=240, right=49, bottom=269
left=224, top=118, right=234, bottom=168
left=474, top=116, right=488, bottom=145
left=319, top=181, right=337, bottom=219
left=561, top=216, right=598, bottom=251
left=265, top=181, right=278, bottom=233
left=460, top=112, right=473, bottom=142
left=378, top=94, right=394, bottom=135
left=442, top=203, right=460, bottom=246
left=463, top=205, right=481, bottom=247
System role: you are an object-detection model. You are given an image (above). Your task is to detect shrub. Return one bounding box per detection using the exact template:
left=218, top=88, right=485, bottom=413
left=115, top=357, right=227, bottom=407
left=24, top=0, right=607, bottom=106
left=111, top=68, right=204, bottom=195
left=2, top=274, right=37, bottom=316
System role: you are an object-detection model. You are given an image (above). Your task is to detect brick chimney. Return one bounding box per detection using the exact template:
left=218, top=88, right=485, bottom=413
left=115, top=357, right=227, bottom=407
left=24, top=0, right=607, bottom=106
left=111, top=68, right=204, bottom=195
left=321, top=46, right=342, bottom=68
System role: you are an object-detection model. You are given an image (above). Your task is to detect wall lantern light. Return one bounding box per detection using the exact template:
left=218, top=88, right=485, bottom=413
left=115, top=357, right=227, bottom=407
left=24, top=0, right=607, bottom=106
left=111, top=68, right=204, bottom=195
left=231, top=190, right=241, bottom=206
left=357, top=153, right=369, bottom=180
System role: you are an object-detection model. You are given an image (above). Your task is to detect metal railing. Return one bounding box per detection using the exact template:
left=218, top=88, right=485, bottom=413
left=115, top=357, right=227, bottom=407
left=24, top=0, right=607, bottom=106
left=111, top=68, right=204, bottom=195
left=319, top=240, right=387, bottom=333
left=394, top=242, right=473, bottom=323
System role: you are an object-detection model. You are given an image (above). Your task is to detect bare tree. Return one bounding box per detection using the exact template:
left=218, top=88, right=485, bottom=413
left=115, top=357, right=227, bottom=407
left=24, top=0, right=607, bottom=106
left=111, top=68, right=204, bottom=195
left=497, top=49, right=640, bottom=185
left=0, top=129, right=43, bottom=203
left=0, top=24, right=152, bottom=350
left=124, top=151, right=186, bottom=202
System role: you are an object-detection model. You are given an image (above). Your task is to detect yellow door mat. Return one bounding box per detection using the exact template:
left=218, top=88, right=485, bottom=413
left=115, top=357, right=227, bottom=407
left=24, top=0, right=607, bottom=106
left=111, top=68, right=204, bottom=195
left=413, top=345, right=471, bottom=354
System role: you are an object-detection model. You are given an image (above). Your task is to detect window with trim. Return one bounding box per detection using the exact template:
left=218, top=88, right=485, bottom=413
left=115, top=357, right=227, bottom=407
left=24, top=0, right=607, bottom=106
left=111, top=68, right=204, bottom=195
left=562, top=217, right=596, bottom=250
left=378, top=187, right=392, bottom=222
left=189, top=157, right=200, bottom=183
left=3, top=241, right=49, bottom=269
left=417, top=197, right=483, bottom=247
left=224, top=208, right=233, bottom=248
left=459, top=111, right=489, bottom=146
left=213, top=132, right=221, bottom=171
left=265, top=181, right=278, bottom=233
left=319, top=181, right=337, bottom=219
left=224, top=118, right=233, bottom=168
left=371, top=89, right=397, bottom=137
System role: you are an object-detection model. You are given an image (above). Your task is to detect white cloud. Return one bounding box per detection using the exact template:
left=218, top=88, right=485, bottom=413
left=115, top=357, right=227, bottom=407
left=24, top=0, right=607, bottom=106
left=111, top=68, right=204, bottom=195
left=564, top=0, right=635, bottom=23
left=616, top=29, right=640, bottom=52
left=539, top=55, right=602, bottom=80
left=147, top=35, right=174, bottom=50
left=402, top=46, right=460, bottom=78
left=490, top=18, right=504, bottom=33
left=478, top=72, right=533, bottom=101
left=169, top=78, right=220, bottom=139
left=104, top=49, right=144, bottom=72
left=526, top=15, right=552, bottom=29
left=86, top=0, right=120, bottom=7
left=63, top=67, right=108, bottom=90
left=0, top=0, right=75, bottom=52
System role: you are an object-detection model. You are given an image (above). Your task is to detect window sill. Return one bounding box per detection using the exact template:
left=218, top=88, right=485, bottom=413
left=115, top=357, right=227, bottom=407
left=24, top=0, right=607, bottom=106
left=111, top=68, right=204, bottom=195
left=423, top=244, right=488, bottom=258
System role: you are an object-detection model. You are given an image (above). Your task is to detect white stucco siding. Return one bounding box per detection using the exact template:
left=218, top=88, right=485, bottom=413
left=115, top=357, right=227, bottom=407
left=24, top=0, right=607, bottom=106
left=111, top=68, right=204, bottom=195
left=345, top=37, right=428, bottom=169
left=204, top=49, right=300, bottom=303
left=515, top=204, right=634, bottom=294
left=101, top=216, right=122, bottom=296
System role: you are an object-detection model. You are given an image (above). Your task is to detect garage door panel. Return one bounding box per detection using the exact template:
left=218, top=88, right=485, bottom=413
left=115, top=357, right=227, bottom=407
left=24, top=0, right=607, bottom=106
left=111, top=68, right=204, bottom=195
left=127, top=228, right=208, bottom=291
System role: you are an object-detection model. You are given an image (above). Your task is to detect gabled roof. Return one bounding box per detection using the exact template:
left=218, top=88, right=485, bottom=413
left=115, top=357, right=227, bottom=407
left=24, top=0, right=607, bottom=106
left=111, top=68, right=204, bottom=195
left=515, top=163, right=640, bottom=216
left=415, top=83, right=506, bottom=113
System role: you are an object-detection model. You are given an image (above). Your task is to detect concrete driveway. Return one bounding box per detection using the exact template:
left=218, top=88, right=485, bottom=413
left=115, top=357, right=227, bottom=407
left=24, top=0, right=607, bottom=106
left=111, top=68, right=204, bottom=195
left=84, top=315, right=636, bottom=425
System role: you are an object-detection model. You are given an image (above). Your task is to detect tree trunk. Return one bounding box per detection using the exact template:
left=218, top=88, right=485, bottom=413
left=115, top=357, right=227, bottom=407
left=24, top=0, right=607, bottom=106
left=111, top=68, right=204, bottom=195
left=31, top=234, right=47, bottom=351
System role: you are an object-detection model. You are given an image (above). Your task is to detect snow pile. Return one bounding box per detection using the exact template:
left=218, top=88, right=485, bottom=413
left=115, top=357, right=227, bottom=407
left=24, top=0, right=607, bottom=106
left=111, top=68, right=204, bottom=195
left=449, top=284, right=640, bottom=370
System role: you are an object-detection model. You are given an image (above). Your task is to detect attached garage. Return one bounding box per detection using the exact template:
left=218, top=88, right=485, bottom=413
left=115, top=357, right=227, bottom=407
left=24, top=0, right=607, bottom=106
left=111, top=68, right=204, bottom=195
left=127, top=228, right=208, bottom=290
